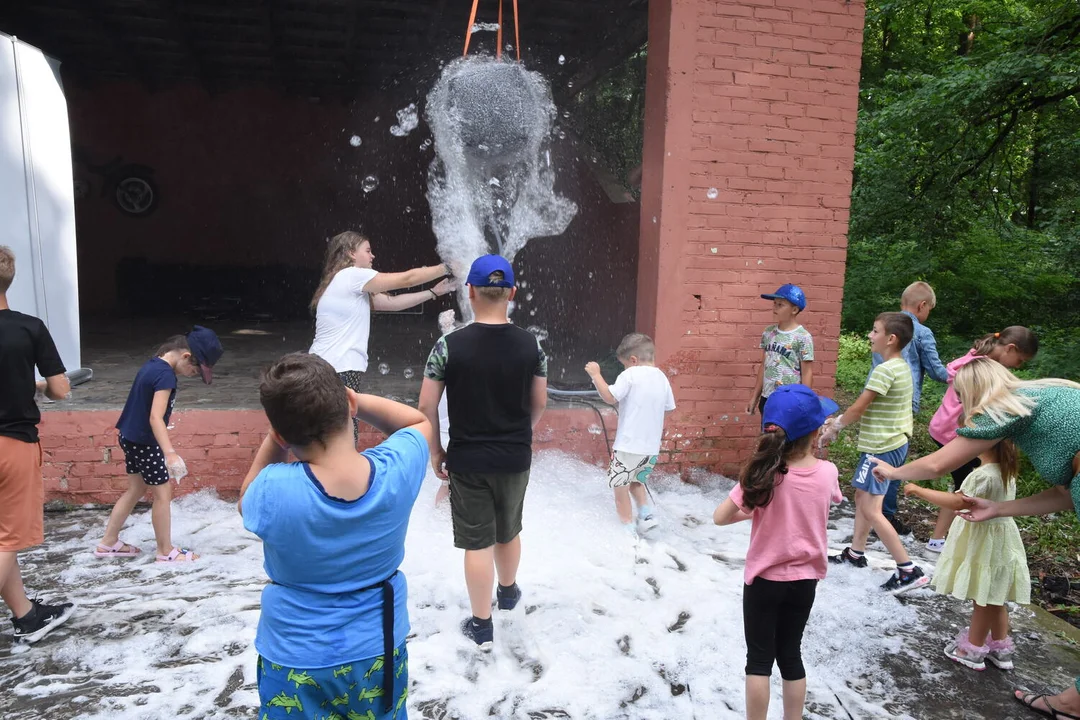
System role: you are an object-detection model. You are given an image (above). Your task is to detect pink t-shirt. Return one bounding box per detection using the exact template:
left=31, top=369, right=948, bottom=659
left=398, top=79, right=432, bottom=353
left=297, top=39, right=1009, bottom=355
left=728, top=459, right=843, bottom=585
left=928, top=350, right=980, bottom=445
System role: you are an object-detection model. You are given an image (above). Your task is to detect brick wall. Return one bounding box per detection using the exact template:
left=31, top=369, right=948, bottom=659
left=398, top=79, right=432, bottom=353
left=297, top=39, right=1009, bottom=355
left=641, top=0, right=865, bottom=476
left=39, top=408, right=617, bottom=504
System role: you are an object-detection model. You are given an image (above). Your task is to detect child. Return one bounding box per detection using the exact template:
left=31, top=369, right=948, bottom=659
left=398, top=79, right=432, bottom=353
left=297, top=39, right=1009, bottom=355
left=870, top=281, right=949, bottom=534
left=924, top=327, right=1038, bottom=552
left=238, top=353, right=432, bottom=720
left=819, top=312, right=929, bottom=593
left=714, top=384, right=843, bottom=720
left=903, top=439, right=1030, bottom=671
left=748, top=284, right=814, bottom=415
left=94, top=327, right=222, bottom=563
left=0, top=245, right=75, bottom=643
left=585, top=333, right=676, bottom=535
left=417, top=255, right=547, bottom=650
left=434, top=310, right=459, bottom=506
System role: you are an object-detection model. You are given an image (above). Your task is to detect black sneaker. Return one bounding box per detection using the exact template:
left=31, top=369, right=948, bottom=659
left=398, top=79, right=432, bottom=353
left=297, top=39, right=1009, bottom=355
left=828, top=547, right=868, bottom=568
left=11, top=599, right=75, bottom=644
left=881, top=566, right=930, bottom=595
left=885, top=515, right=912, bottom=536
left=461, top=616, right=493, bottom=651
left=496, top=583, right=521, bottom=611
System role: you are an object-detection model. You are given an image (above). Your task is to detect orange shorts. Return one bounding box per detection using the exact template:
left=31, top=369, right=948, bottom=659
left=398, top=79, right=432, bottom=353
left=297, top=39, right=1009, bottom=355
left=0, top=436, right=45, bottom=552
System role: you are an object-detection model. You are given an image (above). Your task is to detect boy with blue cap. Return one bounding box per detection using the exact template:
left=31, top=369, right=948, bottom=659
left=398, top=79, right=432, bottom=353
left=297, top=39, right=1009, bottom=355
left=748, top=284, right=815, bottom=416
left=714, top=384, right=843, bottom=720
left=419, top=255, right=548, bottom=651
left=94, top=326, right=223, bottom=563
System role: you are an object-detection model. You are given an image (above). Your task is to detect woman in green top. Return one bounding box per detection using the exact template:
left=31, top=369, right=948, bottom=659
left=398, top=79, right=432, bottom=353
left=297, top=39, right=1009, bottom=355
left=872, top=356, right=1080, bottom=719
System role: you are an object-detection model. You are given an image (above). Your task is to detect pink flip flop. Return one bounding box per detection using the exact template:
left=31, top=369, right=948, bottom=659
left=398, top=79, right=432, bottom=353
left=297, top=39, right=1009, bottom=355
left=156, top=547, right=199, bottom=563
left=94, top=540, right=142, bottom=558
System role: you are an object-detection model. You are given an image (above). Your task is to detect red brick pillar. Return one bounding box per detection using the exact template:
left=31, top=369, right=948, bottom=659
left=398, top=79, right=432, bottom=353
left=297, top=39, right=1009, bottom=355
left=639, top=0, right=866, bottom=476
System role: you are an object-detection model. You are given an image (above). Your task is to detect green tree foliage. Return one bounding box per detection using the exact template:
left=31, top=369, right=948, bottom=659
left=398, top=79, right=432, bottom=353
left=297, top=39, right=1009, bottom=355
left=847, top=0, right=1080, bottom=378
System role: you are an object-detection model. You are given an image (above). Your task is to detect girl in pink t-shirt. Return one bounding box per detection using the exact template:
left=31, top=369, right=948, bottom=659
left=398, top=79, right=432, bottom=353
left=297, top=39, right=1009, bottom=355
left=924, top=327, right=1038, bottom=552
left=714, top=384, right=843, bottom=720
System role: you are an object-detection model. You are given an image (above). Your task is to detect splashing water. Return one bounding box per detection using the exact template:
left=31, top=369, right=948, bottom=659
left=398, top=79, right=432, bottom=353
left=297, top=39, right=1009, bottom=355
left=426, top=56, right=577, bottom=318
left=390, top=103, right=419, bottom=137
left=378, top=363, right=390, bottom=375
left=362, top=175, right=379, bottom=193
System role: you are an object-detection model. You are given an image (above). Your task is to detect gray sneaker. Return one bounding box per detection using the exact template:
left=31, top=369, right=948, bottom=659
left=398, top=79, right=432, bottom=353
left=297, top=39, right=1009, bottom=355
left=986, top=636, right=1015, bottom=670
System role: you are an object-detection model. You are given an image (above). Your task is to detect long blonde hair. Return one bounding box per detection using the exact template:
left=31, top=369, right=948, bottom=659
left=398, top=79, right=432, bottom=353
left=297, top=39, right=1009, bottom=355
left=310, top=231, right=367, bottom=313
left=954, top=356, right=1080, bottom=430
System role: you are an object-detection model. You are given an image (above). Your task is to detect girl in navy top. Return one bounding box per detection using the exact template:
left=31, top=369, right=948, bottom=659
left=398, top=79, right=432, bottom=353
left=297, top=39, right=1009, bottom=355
left=94, top=327, right=222, bottom=562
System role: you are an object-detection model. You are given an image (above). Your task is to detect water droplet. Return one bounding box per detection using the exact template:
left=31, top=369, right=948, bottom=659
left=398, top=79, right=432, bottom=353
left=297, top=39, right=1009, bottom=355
left=420, top=138, right=432, bottom=150
left=405, top=206, right=412, bottom=213
left=567, top=80, right=574, bottom=88
left=562, top=110, right=570, bottom=119
left=558, top=55, right=566, bottom=65
left=706, top=187, right=718, bottom=200
left=362, top=176, right=379, bottom=193
left=378, top=363, right=390, bottom=375
left=588, top=272, right=593, bottom=279
left=558, top=130, right=566, bottom=139
left=519, top=281, right=528, bottom=289
left=588, top=424, right=602, bottom=435
left=526, top=292, right=534, bottom=301
left=489, top=177, right=501, bottom=187
left=349, top=135, right=362, bottom=147
left=529, top=309, right=536, bottom=316
left=374, top=116, right=380, bottom=122
left=403, top=367, right=415, bottom=380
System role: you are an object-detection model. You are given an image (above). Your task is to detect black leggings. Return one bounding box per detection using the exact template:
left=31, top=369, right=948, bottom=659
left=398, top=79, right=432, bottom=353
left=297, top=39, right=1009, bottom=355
left=933, top=439, right=981, bottom=490
left=743, top=578, right=817, bottom=680
left=338, top=371, right=364, bottom=444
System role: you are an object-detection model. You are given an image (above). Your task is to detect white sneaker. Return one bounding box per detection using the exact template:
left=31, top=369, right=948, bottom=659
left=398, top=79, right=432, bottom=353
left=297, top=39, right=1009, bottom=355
left=926, top=538, right=946, bottom=553
left=637, top=513, right=659, bottom=534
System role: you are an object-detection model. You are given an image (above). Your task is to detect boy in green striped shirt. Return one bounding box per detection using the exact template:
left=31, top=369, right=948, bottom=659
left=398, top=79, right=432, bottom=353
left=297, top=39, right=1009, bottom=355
left=819, top=312, right=930, bottom=594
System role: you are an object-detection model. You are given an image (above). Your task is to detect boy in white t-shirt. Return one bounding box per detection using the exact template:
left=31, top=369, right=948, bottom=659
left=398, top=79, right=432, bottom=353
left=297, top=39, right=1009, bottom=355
left=586, top=333, right=676, bottom=535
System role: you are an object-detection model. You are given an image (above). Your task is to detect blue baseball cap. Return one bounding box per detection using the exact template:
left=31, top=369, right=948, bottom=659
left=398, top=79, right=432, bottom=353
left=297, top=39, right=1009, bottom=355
left=466, top=255, right=515, bottom=288
left=186, top=325, right=223, bottom=384
left=762, top=384, right=839, bottom=441
left=761, top=283, right=806, bottom=311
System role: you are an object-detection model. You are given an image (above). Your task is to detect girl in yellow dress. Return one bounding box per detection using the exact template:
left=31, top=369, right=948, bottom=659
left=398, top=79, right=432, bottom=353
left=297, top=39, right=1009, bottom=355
left=903, top=439, right=1030, bottom=672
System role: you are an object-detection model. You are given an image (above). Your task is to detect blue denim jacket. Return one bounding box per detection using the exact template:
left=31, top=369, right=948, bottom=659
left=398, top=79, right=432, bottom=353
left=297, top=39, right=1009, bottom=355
left=870, top=311, right=949, bottom=414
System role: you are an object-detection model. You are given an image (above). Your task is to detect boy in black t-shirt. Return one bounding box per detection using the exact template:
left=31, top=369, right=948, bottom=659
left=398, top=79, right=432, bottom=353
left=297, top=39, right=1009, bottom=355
left=419, top=255, right=548, bottom=650
left=0, top=245, right=75, bottom=643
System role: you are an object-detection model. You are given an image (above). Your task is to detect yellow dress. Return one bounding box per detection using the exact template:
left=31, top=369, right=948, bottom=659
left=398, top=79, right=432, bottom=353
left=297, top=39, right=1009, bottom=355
left=931, top=463, right=1031, bottom=606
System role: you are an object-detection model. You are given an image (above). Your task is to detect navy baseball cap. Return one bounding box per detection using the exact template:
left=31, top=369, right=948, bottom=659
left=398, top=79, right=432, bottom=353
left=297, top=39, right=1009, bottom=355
left=186, top=326, right=223, bottom=385
left=761, top=283, right=806, bottom=311
left=466, top=255, right=515, bottom=288
left=762, top=384, right=839, bottom=441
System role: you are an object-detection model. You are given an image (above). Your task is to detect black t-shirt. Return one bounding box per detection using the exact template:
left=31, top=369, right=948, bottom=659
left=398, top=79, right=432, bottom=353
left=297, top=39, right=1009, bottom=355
left=0, top=309, right=66, bottom=443
left=424, top=323, right=547, bottom=473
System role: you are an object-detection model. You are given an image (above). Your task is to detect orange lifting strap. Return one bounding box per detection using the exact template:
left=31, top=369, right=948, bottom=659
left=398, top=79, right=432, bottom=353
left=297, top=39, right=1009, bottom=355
left=462, top=0, right=521, bottom=61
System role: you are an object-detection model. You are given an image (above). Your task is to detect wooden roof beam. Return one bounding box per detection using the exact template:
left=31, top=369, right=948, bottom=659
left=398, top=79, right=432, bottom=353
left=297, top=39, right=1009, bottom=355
left=82, top=0, right=156, bottom=90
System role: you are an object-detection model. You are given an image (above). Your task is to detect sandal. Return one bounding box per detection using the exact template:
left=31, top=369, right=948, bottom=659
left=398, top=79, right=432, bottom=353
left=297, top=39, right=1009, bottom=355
left=94, top=540, right=141, bottom=558
left=1016, top=692, right=1080, bottom=719
left=155, top=547, right=199, bottom=563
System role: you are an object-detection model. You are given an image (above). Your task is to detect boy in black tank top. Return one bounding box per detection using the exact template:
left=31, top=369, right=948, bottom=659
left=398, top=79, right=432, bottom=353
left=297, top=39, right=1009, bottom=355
left=419, top=255, right=548, bottom=650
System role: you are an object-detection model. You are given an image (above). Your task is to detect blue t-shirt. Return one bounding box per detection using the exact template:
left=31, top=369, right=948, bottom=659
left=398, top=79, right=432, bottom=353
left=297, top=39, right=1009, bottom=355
left=115, top=358, right=177, bottom=445
left=242, top=427, right=429, bottom=668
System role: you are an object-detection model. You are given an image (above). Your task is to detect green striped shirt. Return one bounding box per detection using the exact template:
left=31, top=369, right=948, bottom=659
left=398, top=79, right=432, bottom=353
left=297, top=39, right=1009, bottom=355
left=858, top=357, right=913, bottom=453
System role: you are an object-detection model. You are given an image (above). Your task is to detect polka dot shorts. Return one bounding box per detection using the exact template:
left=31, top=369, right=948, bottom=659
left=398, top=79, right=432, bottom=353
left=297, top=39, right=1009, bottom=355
left=118, top=436, right=170, bottom=486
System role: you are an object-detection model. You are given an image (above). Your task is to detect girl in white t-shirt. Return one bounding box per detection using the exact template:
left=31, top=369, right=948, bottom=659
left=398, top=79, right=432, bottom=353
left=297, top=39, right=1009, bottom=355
left=309, top=231, right=454, bottom=438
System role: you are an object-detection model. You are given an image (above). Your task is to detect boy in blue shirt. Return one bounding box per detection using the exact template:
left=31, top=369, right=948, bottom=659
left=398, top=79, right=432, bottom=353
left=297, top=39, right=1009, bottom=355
left=239, top=352, right=433, bottom=720
left=869, top=281, right=949, bottom=534
left=93, top=327, right=222, bottom=562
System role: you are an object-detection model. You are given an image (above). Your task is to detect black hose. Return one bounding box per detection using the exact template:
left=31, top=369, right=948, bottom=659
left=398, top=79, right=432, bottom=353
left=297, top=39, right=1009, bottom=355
left=550, top=392, right=614, bottom=458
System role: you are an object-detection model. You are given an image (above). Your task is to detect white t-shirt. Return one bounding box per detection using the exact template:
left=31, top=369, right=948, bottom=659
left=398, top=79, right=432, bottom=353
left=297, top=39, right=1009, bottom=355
left=610, top=365, right=676, bottom=456
left=309, top=267, right=379, bottom=373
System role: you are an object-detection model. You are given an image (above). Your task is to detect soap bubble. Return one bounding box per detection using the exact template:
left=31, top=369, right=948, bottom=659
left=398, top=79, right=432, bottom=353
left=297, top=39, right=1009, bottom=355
left=362, top=176, right=379, bottom=193
left=588, top=424, right=603, bottom=435
left=420, top=138, right=432, bottom=150
left=706, top=187, right=719, bottom=199
left=567, top=80, right=574, bottom=88
left=558, top=55, right=566, bottom=65
left=526, top=325, right=549, bottom=342
left=349, top=135, right=362, bottom=147
left=526, top=292, right=534, bottom=301
left=562, top=110, right=570, bottom=119
left=403, top=368, right=415, bottom=380
left=405, top=206, right=412, bottom=213
left=558, top=130, right=566, bottom=139
left=378, top=363, right=390, bottom=375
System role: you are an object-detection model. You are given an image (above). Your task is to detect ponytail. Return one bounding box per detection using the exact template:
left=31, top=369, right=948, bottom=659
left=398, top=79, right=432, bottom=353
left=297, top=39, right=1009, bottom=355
left=739, top=425, right=814, bottom=510
left=971, top=326, right=1039, bottom=358
left=995, top=439, right=1020, bottom=489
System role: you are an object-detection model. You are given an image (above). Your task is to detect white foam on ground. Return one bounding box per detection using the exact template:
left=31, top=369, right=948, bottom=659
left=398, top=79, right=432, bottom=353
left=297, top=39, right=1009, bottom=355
left=3, top=453, right=937, bottom=719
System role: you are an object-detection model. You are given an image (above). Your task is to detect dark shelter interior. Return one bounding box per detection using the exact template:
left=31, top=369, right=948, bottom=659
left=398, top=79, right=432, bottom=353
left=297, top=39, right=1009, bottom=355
left=0, top=0, right=647, bottom=407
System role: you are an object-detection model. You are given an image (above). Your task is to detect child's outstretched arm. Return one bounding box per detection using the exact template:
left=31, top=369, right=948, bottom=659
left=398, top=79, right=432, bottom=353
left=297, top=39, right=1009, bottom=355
left=903, top=482, right=969, bottom=511
left=418, top=377, right=447, bottom=479
left=713, top=498, right=753, bottom=526
left=585, top=362, right=617, bottom=405
left=818, top=388, right=876, bottom=447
